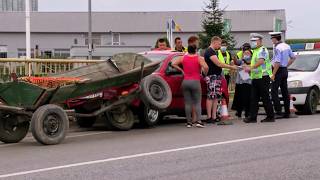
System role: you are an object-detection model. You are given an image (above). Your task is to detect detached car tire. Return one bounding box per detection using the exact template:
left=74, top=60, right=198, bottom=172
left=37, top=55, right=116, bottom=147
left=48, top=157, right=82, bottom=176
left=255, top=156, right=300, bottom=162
left=31, top=104, right=69, bottom=145
left=141, top=75, right=172, bottom=110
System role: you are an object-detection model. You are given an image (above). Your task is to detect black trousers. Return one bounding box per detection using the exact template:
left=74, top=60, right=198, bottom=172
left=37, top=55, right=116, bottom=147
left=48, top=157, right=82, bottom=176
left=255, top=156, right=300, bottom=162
left=225, top=74, right=231, bottom=87
left=271, top=67, right=290, bottom=115
left=250, top=76, right=274, bottom=120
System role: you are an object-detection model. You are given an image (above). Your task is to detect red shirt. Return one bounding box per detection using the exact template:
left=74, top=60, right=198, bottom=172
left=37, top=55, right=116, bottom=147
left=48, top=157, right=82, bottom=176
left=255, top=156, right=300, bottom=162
left=182, top=54, right=201, bottom=80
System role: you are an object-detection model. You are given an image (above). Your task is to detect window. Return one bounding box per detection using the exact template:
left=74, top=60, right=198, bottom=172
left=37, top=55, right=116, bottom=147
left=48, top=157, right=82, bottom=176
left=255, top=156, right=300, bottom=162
left=85, top=34, right=101, bottom=46
left=74, top=38, right=78, bottom=45
left=112, top=33, right=120, bottom=46
left=166, top=56, right=183, bottom=75
left=54, top=49, right=70, bottom=59
left=17, top=48, right=35, bottom=58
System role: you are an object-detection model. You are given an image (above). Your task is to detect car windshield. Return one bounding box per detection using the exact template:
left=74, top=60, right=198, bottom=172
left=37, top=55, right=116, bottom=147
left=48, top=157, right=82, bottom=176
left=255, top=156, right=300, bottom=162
left=288, top=54, right=320, bottom=72
left=142, top=54, right=169, bottom=62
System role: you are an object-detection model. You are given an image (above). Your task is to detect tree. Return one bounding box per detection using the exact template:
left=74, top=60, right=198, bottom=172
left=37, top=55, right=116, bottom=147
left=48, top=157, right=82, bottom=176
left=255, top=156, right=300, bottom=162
left=199, top=0, right=236, bottom=49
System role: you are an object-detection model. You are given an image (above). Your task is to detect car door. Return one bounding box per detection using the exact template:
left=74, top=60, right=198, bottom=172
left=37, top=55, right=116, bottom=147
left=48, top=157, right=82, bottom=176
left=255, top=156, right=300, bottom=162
left=162, top=55, right=185, bottom=110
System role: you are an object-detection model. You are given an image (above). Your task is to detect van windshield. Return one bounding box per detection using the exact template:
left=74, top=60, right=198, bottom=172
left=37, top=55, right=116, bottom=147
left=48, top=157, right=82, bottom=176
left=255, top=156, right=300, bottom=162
left=288, top=54, right=320, bottom=72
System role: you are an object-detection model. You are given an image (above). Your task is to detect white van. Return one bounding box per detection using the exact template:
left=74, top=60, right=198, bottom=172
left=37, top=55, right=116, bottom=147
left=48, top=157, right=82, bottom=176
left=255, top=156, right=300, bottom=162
left=288, top=51, right=320, bottom=114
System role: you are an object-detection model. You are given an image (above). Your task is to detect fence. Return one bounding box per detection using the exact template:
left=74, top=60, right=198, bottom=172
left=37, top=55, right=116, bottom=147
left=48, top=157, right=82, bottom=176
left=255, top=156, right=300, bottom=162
left=0, top=58, right=105, bottom=82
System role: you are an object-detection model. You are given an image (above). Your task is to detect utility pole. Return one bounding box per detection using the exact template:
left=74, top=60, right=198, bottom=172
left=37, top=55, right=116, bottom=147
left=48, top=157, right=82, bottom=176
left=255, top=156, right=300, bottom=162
left=25, top=0, right=31, bottom=76
left=25, top=0, right=31, bottom=59
left=88, top=0, right=93, bottom=60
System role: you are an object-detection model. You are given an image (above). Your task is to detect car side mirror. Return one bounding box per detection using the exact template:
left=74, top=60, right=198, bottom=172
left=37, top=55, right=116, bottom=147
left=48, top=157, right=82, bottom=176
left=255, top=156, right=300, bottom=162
left=165, top=62, right=182, bottom=76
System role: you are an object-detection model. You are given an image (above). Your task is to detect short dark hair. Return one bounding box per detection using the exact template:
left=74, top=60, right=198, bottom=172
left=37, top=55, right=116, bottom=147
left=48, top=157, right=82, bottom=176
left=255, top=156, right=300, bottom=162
left=188, top=36, right=199, bottom=45
left=275, top=36, right=282, bottom=41
left=158, top=38, right=166, bottom=43
left=211, top=36, right=222, bottom=42
left=174, top=37, right=182, bottom=43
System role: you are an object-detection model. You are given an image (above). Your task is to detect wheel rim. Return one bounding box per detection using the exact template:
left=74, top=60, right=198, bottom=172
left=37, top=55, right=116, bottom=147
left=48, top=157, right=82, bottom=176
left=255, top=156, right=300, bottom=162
left=147, top=108, right=159, bottom=123
left=149, top=83, right=165, bottom=101
left=43, top=114, right=61, bottom=137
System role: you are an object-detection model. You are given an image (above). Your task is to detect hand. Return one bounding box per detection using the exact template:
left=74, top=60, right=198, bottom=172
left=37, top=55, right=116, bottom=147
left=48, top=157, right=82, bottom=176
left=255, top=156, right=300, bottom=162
left=230, top=65, right=238, bottom=71
left=243, top=65, right=251, bottom=72
left=271, top=74, right=275, bottom=81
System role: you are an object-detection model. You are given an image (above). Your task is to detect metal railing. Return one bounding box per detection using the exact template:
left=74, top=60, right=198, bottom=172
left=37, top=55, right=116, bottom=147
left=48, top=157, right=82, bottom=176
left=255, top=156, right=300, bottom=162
left=0, top=58, right=105, bottom=82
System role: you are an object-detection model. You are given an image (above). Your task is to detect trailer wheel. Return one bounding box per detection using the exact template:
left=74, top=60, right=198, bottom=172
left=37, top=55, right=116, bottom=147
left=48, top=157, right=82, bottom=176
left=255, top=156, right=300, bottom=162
left=31, top=104, right=69, bottom=145
left=105, top=106, right=134, bottom=131
left=0, top=113, right=29, bottom=143
left=141, top=75, right=172, bottom=110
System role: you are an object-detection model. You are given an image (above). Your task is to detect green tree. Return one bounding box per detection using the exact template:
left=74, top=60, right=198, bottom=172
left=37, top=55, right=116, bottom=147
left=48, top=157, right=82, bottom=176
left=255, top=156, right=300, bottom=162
left=199, top=0, right=236, bottom=49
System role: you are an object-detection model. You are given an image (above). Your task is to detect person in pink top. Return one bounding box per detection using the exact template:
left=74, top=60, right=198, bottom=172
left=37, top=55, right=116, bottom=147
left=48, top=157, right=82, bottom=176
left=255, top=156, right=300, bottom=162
left=172, top=36, right=209, bottom=128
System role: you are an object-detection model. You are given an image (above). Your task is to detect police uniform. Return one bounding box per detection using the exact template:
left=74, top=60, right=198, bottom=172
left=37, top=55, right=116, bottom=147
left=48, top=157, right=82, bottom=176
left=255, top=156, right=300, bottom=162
left=217, top=50, right=231, bottom=85
left=269, top=32, right=295, bottom=118
left=244, top=34, right=275, bottom=123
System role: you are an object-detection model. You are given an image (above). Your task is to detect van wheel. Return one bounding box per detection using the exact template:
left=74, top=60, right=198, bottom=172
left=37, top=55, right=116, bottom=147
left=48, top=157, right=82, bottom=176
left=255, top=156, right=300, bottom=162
left=105, top=106, right=134, bottom=131
left=303, top=88, right=319, bottom=115
left=138, top=105, right=161, bottom=127
left=31, top=104, right=69, bottom=145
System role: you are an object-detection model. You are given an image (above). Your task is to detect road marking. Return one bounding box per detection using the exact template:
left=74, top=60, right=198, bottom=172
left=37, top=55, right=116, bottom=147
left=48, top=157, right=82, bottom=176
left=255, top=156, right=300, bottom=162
left=0, top=131, right=112, bottom=148
left=1, top=127, right=320, bottom=178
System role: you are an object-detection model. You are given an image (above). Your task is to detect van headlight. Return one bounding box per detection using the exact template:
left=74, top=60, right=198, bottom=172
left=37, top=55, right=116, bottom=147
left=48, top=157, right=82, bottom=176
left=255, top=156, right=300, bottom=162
left=288, top=80, right=303, bottom=88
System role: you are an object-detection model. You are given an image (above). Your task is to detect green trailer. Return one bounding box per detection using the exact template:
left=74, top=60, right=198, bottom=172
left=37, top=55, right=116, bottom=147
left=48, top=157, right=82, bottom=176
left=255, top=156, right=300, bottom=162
left=0, top=53, right=172, bottom=145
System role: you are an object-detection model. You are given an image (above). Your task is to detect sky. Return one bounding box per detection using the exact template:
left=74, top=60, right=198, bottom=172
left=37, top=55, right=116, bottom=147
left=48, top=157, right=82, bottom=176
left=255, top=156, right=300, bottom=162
left=39, top=0, right=318, bottom=39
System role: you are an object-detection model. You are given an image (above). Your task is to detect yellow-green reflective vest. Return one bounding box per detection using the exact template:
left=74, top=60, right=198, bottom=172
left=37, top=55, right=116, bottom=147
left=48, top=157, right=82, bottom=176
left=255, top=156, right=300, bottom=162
left=218, top=50, right=231, bottom=75
left=250, top=46, right=272, bottom=79
left=237, top=51, right=243, bottom=59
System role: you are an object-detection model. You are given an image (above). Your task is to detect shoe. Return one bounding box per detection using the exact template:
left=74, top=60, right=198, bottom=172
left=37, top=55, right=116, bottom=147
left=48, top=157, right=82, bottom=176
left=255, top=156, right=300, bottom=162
left=195, top=122, right=205, bottom=128
left=274, top=114, right=283, bottom=119
left=243, top=118, right=257, bottom=123
left=214, top=117, right=221, bottom=123
left=204, top=118, right=215, bottom=124
left=186, top=123, right=193, bottom=128
left=261, top=117, right=275, bottom=123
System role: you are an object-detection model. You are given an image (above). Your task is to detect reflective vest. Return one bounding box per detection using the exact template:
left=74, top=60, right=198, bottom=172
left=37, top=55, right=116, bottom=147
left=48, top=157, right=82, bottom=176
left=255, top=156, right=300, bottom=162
left=237, top=51, right=243, bottom=59
left=250, top=46, right=272, bottom=79
left=218, top=50, right=231, bottom=75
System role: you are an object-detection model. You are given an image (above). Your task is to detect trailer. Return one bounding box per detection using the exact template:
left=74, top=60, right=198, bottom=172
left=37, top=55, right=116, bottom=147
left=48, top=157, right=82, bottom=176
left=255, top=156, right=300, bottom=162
left=0, top=53, right=172, bottom=145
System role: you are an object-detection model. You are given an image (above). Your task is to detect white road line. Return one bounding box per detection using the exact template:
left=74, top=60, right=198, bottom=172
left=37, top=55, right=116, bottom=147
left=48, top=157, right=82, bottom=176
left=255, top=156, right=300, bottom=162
left=1, top=127, right=320, bottom=178
left=0, top=131, right=112, bottom=148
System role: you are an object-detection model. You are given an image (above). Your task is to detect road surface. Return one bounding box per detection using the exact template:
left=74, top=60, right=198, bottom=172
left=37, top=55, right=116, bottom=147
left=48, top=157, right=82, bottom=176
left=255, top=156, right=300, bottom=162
left=0, top=113, right=320, bottom=180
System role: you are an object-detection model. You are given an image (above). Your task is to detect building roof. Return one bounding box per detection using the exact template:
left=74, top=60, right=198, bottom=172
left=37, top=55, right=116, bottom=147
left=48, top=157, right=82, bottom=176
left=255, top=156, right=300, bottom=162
left=0, top=10, right=286, bottom=33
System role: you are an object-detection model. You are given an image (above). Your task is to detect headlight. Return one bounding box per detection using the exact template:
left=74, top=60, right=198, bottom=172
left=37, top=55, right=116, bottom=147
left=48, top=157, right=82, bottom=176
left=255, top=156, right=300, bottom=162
left=288, top=80, right=303, bottom=88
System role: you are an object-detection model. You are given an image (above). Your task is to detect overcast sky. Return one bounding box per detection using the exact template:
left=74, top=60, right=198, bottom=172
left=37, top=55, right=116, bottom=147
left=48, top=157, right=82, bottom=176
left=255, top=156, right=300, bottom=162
left=39, top=0, right=318, bottom=39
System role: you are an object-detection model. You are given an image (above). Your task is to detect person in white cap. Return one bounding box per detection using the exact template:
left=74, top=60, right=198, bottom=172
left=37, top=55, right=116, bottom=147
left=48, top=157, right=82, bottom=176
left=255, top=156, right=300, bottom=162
left=269, top=32, right=296, bottom=119
left=243, top=33, right=275, bottom=123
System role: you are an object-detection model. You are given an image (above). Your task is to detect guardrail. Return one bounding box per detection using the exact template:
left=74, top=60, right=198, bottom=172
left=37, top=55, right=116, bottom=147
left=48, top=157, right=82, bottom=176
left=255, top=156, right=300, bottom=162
left=0, top=58, right=105, bottom=82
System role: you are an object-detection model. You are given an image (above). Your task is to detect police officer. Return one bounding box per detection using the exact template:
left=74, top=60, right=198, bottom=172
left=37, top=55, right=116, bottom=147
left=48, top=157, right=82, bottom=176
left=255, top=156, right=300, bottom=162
left=217, top=40, right=232, bottom=85
left=244, top=33, right=275, bottom=123
left=269, top=32, right=296, bottom=118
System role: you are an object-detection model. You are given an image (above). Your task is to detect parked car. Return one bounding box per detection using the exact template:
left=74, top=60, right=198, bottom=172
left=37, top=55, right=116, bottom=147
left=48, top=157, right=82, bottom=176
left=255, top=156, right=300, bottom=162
left=288, top=51, right=320, bottom=114
left=138, top=51, right=229, bottom=126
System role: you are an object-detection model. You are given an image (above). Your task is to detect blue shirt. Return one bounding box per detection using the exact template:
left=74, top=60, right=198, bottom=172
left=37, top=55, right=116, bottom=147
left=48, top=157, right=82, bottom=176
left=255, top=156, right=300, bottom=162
left=272, top=42, right=295, bottom=67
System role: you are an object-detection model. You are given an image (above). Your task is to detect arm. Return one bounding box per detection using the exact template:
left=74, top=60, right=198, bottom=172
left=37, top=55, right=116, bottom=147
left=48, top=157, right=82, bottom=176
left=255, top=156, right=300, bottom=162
left=287, top=49, right=296, bottom=67
left=210, top=55, right=237, bottom=70
left=171, top=56, right=184, bottom=74
left=199, top=57, right=209, bottom=75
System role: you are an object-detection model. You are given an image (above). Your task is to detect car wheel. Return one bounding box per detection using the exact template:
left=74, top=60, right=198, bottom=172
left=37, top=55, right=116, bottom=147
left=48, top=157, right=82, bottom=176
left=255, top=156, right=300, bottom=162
left=140, top=75, right=172, bottom=110
left=138, top=104, right=162, bottom=127
left=303, top=88, right=319, bottom=115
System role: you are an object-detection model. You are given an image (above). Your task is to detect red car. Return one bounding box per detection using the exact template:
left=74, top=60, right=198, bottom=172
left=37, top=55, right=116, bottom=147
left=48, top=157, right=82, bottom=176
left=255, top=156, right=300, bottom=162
left=138, top=51, right=229, bottom=126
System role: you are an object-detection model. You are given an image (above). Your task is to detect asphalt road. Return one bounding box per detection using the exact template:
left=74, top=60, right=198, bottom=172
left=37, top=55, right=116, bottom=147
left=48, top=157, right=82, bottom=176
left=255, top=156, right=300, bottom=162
left=1, top=113, right=320, bottom=180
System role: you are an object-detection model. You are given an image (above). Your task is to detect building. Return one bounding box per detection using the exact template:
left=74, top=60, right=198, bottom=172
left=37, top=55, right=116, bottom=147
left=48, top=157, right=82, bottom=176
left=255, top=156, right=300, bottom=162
left=0, top=10, right=286, bottom=59
left=0, top=0, right=38, bottom=12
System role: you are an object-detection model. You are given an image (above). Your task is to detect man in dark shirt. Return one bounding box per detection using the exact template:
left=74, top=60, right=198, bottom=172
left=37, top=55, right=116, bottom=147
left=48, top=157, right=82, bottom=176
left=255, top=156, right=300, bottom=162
left=204, top=36, right=238, bottom=123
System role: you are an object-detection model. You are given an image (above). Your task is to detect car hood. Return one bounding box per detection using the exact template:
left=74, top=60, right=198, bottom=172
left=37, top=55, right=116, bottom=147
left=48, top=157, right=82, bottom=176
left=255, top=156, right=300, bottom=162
left=288, top=71, right=315, bottom=82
